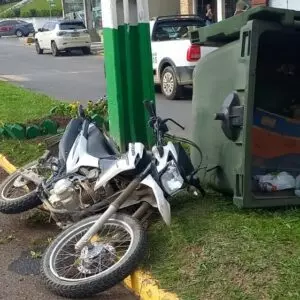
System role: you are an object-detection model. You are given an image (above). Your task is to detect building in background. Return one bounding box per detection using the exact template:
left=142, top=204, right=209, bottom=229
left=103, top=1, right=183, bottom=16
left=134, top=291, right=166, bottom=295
left=180, top=0, right=238, bottom=22
left=62, top=0, right=180, bottom=33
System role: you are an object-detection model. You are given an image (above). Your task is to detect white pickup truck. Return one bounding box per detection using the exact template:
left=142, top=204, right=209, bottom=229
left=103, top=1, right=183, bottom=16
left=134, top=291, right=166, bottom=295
left=150, top=15, right=217, bottom=100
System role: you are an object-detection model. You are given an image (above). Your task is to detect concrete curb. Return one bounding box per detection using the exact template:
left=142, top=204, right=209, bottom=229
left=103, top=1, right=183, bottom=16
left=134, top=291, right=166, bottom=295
left=20, top=38, right=103, bottom=55
left=0, top=154, right=17, bottom=174
left=124, top=270, right=179, bottom=300
left=0, top=153, right=178, bottom=300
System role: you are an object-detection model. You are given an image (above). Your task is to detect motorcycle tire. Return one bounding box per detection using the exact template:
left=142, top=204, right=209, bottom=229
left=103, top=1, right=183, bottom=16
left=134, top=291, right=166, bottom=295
left=41, top=213, right=147, bottom=298
left=0, top=161, right=42, bottom=214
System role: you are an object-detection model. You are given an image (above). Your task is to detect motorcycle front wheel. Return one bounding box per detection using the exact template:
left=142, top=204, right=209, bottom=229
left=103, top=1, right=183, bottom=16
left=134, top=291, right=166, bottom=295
left=0, top=161, right=43, bottom=214
left=41, top=213, right=147, bottom=298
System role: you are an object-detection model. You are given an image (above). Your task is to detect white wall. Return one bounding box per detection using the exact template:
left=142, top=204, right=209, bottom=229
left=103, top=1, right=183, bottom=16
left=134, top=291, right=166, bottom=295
left=148, top=0, right=180, bottom=18
left=0, top=17, right=60, bottom=30
left=269, top=0, right=300, bottom=10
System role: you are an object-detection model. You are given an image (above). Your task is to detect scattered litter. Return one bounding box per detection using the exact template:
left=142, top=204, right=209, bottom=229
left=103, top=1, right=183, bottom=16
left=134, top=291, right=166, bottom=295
left=295, top=175, right=300, bottom=197
left=256, top=172, right=296, bottom=192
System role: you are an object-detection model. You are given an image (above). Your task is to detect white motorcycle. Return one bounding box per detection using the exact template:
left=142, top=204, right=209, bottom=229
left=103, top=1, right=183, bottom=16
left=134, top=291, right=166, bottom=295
left=40, top=100, right=205, bottom=298
left=0, top=102, right=120, bottom=228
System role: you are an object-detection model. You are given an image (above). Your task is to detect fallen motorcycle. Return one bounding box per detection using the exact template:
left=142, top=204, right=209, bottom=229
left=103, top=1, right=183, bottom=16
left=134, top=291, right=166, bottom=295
left=40, top=100, right=205, bottom=298
left=0, top=100, right=120, bottom=229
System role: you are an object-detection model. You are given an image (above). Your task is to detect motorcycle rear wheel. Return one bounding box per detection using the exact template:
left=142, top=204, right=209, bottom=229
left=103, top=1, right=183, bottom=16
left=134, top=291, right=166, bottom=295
left=0, top=161, right=42, bottom=214
left=41, top=213, right=147, bottom=298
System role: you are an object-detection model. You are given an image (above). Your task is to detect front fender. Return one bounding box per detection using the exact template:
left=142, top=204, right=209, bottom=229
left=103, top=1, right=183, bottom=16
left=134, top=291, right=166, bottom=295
left=142, top=175, right=171, bottom=226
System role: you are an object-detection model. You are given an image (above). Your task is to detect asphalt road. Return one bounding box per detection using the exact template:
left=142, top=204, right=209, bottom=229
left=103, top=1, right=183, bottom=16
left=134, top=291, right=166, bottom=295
left=0, top=38, right=192, bottom=136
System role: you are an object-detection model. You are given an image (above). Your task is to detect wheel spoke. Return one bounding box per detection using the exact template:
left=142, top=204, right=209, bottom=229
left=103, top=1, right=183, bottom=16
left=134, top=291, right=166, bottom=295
left=51, top=221, right=134, bottom=282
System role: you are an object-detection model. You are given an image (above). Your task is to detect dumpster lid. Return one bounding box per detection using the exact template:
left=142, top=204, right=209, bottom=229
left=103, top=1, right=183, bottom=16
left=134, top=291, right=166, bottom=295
left=190, top=6, right=300, bottom=46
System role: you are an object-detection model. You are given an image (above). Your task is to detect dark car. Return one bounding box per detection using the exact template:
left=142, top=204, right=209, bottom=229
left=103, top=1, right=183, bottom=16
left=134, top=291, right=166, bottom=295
left=0, top=19, right=35, bottom=37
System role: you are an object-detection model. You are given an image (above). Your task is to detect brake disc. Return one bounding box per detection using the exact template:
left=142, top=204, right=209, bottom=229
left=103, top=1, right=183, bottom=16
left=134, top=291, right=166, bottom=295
left=77, top=243, right=116, bottom=275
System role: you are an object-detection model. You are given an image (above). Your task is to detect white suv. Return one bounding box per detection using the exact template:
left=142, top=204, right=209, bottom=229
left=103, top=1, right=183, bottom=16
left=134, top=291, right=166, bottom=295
left=35, top=20, right=91, bottom=57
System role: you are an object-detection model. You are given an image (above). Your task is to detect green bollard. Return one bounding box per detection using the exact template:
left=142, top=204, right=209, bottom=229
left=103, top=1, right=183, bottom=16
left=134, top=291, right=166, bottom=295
left=102, top=0, right=155, bottom=150
left=41, top=119, right=58, bottom=135
left=26, top=125, right=41, bottom=139
left=5, top=124, right=26, bottom=140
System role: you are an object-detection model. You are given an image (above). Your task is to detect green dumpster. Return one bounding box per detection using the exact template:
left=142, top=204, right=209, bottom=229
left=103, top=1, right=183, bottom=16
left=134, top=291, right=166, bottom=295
left=191, top=6, right=300, bottom=208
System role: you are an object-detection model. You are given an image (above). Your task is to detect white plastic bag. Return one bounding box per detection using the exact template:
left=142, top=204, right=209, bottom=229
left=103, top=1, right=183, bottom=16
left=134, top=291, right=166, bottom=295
left=294, top=174, right=300, bottom=197
left=258, top=172, right=295, bottom=192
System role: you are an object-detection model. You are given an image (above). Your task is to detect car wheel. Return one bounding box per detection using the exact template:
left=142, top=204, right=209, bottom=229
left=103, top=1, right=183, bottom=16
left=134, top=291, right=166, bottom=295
left=161, top=66, right=183, bottom=100
left=15, top=30, right=24, bottom=37
left=82, top=47, right=91, bottom=55
left=51, top=41, right=59, bottom=57
left=35, top=41, right=43, bottom=54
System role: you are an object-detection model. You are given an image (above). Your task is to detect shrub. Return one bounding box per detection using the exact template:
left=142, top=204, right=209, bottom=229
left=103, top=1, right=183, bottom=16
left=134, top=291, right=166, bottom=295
left=39, top=9, right=50, bottom=17
left=12, top=7, right=20, bottom=17
left=29, top=8, right=37, bottom=17
left=2, top=9, right=15, bottom=18
left=20, top=10, right=31, bottom=17
left=51, top=8, right=62, bottom=17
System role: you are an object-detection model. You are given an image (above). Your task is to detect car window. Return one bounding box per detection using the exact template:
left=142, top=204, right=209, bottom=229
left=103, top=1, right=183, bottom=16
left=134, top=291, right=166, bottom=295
left=7, top=20, right=19, bottom=25
left=42, top=23, right=49, bottom=31
left=152, top=19, right=205, bottom=42
left=0, top=21, right=9, bottom=26
left=49, top=22, right=57, bottom=31
left=59, top=22, right=86, bottom=30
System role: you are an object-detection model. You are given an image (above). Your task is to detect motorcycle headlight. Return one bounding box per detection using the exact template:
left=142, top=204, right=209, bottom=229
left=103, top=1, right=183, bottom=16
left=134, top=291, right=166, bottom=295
left=160, top=160, right=184, bottom=195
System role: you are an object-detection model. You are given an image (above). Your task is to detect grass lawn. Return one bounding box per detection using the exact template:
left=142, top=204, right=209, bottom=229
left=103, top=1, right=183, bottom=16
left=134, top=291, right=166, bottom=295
left=0, top=82, right=57, bottom=166
left=20, top=0, right=61, bottom=13
left=146, top=193, right=300, bottom=300
left=0, top=1, right=18, bottom=13
left=2, top=82, right=300, bottom=300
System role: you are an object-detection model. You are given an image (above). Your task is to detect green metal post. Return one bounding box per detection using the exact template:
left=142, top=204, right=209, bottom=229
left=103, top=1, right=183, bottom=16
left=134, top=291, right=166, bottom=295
left=102, top=0, right=155, bottom=150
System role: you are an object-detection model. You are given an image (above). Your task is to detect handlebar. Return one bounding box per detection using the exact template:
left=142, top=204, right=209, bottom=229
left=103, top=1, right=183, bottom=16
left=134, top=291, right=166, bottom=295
left=143, top=100, right=185, bottom=145
left=162, top=118, right=185, bottom=130
left=144, top=100, right=156, bottom=118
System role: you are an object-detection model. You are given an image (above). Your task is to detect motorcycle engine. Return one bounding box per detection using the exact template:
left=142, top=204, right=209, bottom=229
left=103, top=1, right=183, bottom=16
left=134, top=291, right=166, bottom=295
left=48, top=176, right=108, bottom=213
left=48, top=179, right=80, bottom=211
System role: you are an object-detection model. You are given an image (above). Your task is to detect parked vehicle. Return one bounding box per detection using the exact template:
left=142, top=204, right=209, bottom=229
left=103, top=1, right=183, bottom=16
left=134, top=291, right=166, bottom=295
left=40, top=100, right=205, bottom=298
left=35, top=20, right=91, bottom=57
left=150, top=15, right=217, bottom=100
left=0, top=19, right=35, bottom=37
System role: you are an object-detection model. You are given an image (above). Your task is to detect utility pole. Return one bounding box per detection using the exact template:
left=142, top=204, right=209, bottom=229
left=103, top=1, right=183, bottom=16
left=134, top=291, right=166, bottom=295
left=47, top=0, right=56, bottom=19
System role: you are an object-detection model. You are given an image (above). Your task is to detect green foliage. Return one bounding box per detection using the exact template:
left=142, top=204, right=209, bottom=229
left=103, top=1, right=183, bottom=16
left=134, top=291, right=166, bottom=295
left=51, top=98, right=108, bottom=120
left=1, top=8, right=14, bottom=17
left=19, top=10, right=30, bottom=17
left=12, top=7, right=20, bottom=16
left=0, top=82, right=57, bottom=124
left=19, top=0, right=62, bottom=16
left=0, top=0, right=63, bottom=17
left=146, top=193, right=300, bottom=300
left=29, top=7, right=37, bottom=16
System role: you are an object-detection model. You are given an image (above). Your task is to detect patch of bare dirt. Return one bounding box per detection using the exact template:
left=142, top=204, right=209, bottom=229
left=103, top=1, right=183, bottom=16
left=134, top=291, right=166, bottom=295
left=0, top=167, right=7, bottom=182
left=0, top=169, right=136, bottom=300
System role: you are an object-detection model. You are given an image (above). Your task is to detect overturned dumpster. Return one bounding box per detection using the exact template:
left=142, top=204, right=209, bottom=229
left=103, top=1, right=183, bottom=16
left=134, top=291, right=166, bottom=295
left=191, top=6, right=300, bottom=208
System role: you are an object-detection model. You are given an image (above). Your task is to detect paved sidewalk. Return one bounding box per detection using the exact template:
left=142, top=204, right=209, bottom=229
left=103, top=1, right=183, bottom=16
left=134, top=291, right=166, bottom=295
left=0, top=169, right=137, bottom=300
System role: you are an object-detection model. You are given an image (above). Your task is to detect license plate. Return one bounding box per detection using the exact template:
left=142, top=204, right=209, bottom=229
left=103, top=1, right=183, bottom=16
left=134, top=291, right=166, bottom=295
left=71, top=32, right=79, bottom=37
